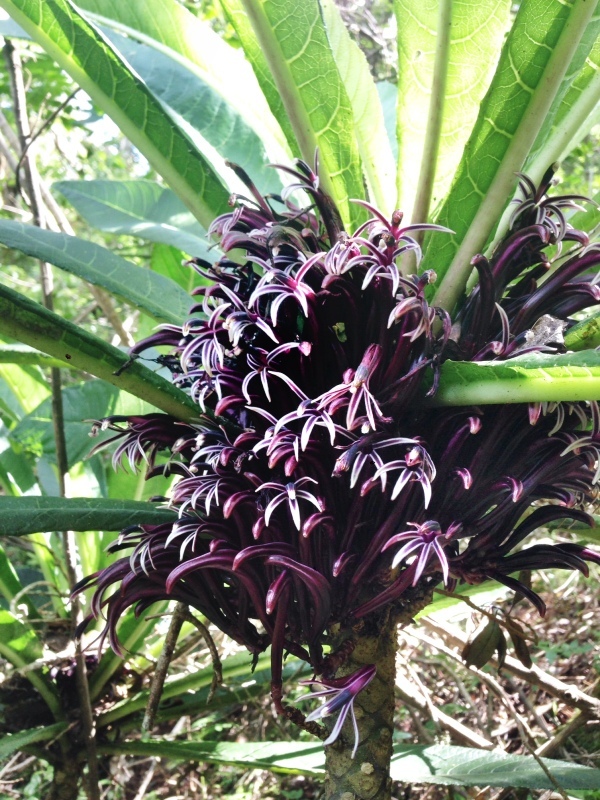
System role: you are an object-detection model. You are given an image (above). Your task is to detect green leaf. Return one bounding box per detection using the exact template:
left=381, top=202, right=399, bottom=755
left=101, top=30, right=283, bottom=197
left=376, top=82, right=397, bottom=161
left=98, top=739, right=325, bottom=776
left=53, top=180, right=217, bottom=260
left=0, top=0, right=230, bottom=228
left=0, top=543, right=39, bottom=618
left=424, top=0, right=600, bottom=312
left=217, top=0, right=299, bottom=154
left=395, top=0, right=511, bottom=223
left=389, top=745, right=600, bottom=789
left=430, top=351, right=600, bottom=406
left=150, top=244, right=206, bottom=295
left=0, top=362, right=50, bottom=422
left=0, top=723, right=69, bottom=760
left=415, top=581, right=505, bottom=619
left=0, top=220, right=191, bottom=325
left=0, top=497, right=175, bottom=537
left=0, top=282, right=200, bottom=423
left=564, top=312, right=600, bottom=351
left=525, top=10, right=600, bottom=184
left=319, top=0, right=396, bottom=214
left=227, top=0, right=366, bottom=230
left=75, top=0, right=291, bottom=165
left=0, top=344, right=69, bottom=371
left=93, top=740, right=600, bottom=788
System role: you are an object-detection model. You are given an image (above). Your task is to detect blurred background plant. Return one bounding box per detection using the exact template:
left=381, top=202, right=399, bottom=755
left=0, top=0, right=599, bottom=798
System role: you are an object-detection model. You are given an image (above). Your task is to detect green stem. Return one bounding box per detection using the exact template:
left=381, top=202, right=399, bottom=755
left=429, top=358, right=600, bottom=406
left=0, top=282, right=201, bottom=423
left=409, top=0, right=452, bottom=237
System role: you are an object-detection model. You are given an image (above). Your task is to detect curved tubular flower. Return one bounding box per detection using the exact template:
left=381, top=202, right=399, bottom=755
left=299, top=664, right=377, bottom=758
left=77, top=159, right=600, bottom=751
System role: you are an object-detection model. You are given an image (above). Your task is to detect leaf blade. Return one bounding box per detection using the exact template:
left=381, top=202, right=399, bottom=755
left=53, top=180, right=217, bottom=259
left=395, top=0, right=512, bottom=222
left=232, top=0, right=366, bottom=230
left=423, top=0, right=600, bottom=312
left=0, top=220, right=191, bottom=324
left=0, top=497, right=176, bottom=536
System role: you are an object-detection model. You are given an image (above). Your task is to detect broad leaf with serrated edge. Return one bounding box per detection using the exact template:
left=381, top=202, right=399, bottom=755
left=223, top=0, right=366, bottom=231
left=75, top=0, right=291, bottom=165
left=395, top=0, right=511, bottom=222
left=423, top=0, right=599, bottom=313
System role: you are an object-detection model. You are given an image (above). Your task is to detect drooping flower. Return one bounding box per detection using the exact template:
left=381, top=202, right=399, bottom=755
left=298, top=664, right=377, bottom=758
left=76, top=159, right=600, bottom=748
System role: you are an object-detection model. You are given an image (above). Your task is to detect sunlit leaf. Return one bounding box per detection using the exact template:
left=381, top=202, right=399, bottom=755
left=0, top=220, right=191, bottom=325
left=0, top=497, right=176, bottom=537
left=53, top=180, right=217, bottom=260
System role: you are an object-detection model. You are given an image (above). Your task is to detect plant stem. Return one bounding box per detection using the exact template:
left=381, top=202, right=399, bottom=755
left=409, top=0, right=452, bottom=239
left=141, top=602, right=187, bottom=737
left=324, top=620, right=398, bottom=800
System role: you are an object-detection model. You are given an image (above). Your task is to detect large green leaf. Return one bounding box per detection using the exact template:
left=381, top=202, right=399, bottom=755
left=53, top=180, right=217, bottom=259
left=392, top=745, right=600, bottom=788
left=319, top=0, right=395, bottom=215
left=94, top=740, right=600, bottom=788
left=424, top=0, right=600, bottom=312
left=0, top=0, right=230, bottom=228
left=0, top=497, right=176, bottom=537
left=101, top=31, right=283, bottom=197
left=525, top=9, right=600, bottom=184
left=223, top=0, right=366, bottom=230
left=0, top=283, right=199, bottom=423
left=0, top=723, right=69, bottom=760
left=217, top=0, right=298, bottom=157
left=430, top=351, right=600, bottom=406
left=0, top=220, right=191, bottom=325
left=395, top=0, right=511, bottom=223
left=74, top=0, right=291, bottom=165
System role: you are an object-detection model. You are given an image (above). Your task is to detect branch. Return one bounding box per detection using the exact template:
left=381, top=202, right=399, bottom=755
left=421, top=618, right=600, bottom=716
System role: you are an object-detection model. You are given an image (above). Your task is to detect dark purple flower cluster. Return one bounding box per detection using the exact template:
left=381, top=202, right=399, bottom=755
left=78, top=161, right=600, bottom=739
